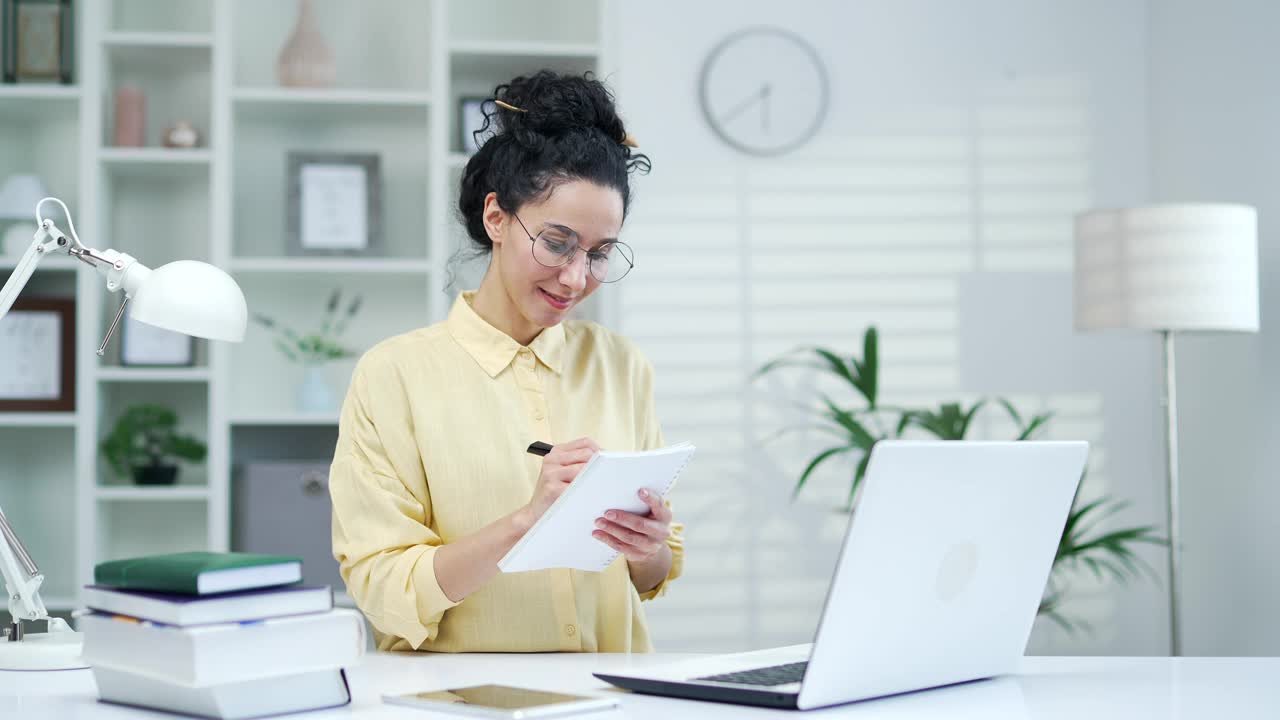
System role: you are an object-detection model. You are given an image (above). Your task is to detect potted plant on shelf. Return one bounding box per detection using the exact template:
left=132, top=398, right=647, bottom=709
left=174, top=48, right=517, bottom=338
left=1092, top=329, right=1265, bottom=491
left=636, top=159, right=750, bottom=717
left=252, top=288, right=362, bottom=413
left=755, top=326, right=1164, bottom=632
left=101, top=404, right=207, bottom=486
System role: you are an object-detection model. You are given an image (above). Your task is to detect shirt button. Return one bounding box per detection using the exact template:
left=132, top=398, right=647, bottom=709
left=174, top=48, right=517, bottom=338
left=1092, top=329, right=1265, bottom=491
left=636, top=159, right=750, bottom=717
left=565, top=624, right=577, bottom=637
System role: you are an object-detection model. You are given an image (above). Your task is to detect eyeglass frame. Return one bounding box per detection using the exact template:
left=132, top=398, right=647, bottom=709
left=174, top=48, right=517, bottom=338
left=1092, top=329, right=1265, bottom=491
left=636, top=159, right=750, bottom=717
left=511, top=212, right=634, bottom=284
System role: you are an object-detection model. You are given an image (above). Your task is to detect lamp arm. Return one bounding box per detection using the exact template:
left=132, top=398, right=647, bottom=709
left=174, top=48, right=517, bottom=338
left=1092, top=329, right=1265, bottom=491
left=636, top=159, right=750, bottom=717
left=0, top=501, right=49, bottom=626
left=0, top=221, right=70, bottom=322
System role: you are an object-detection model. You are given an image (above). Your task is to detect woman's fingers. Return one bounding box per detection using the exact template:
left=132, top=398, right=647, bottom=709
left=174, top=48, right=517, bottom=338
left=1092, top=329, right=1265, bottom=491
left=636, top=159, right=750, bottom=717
left=638, top=489, right=673, bottom=522
left=601, top=509, right=669, bottom=539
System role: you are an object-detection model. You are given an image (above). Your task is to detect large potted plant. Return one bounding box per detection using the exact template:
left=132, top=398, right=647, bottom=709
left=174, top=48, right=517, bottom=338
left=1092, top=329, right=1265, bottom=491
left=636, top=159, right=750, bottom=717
left=101, top=404, right=207, bottom=486
left=756, top=327, right=1163, bottom=631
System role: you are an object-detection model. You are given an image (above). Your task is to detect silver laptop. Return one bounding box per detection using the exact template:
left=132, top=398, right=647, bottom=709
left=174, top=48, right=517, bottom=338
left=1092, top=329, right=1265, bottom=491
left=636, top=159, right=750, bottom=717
left=595, top=440, right=1088, bottom=710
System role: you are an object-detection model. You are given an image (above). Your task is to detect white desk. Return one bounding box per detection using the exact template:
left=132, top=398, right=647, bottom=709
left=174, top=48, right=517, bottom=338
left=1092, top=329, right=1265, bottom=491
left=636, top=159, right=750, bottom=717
left=3, top=653, right=1278, bottom=719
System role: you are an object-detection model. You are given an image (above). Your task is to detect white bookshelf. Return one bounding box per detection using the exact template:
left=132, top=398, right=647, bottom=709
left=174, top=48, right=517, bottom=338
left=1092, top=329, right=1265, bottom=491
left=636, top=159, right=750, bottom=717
left=0, top=0, right=608, bottom=614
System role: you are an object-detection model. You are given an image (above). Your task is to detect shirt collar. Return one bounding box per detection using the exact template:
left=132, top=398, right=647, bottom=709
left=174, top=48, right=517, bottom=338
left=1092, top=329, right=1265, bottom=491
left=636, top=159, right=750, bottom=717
left=447, top=291, right=565, bottom=378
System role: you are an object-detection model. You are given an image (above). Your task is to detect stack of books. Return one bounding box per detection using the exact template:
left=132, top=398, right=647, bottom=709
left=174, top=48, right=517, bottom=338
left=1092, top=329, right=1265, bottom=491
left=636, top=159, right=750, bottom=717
left=80, top=552, right=364, bottom=720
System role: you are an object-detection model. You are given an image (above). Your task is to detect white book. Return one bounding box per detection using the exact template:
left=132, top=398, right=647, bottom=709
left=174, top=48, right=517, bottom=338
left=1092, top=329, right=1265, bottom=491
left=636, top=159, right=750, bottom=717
left=83, top=584, right=332, bottom=626
left=80, top=608, right=365, bottom=687
left=93, top=666, right=351, bottom=720
left=499, top=442, right=695, bottom=573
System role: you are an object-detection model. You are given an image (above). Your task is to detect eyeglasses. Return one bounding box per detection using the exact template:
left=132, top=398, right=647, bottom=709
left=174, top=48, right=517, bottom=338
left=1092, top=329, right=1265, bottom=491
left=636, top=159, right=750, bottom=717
left=513, top=213, right=634, bottom=283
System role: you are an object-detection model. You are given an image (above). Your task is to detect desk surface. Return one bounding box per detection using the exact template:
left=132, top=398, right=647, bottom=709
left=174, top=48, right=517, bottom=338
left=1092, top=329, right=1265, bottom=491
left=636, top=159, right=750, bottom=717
left=3, top=653, right=1279, bottom=719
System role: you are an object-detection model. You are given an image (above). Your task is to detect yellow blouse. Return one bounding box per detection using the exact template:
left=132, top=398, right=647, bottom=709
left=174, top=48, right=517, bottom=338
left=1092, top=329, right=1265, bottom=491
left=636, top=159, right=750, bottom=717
left=329, top=291, right=683, bottom=653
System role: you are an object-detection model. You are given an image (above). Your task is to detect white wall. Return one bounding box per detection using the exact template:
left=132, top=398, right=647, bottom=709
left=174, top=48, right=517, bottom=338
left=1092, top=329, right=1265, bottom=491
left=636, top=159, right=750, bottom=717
left=1148, top=0, right=1280, bottom=656
left=612, top=0, right=1176, bottom=655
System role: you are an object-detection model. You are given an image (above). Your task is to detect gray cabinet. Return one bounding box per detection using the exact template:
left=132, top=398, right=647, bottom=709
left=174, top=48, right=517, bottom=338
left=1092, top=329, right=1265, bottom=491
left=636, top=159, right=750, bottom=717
left=232, top=461, right=344, bottom=592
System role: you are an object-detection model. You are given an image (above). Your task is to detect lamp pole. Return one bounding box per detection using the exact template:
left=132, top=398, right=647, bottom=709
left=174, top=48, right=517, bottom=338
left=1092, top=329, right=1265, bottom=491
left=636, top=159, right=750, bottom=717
left=1161, top=330, right=1182, bottom=657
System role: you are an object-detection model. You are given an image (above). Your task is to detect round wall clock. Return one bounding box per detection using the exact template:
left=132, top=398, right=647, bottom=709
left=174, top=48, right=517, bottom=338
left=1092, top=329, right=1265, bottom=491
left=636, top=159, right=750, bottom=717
left=698, top=27, right=830, bottom=156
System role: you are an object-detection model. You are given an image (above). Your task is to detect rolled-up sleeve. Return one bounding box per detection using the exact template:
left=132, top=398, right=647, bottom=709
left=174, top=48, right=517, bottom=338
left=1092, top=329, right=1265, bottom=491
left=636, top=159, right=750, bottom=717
left=330, top=353, right=459, bottom=649
left=635, top=354, right=685, bottom=601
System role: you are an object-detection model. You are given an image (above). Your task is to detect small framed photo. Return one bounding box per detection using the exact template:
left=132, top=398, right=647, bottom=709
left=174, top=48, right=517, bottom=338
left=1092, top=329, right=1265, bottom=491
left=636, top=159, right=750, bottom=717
left=120, top=310, right=195, bottom=367
left=457, top=96, right=489, bottom=153
left=4, top=0, right=74, bottom=84
left=0, top=297, right=76, bottom=412
left=286, top=151, right=382, bottom=256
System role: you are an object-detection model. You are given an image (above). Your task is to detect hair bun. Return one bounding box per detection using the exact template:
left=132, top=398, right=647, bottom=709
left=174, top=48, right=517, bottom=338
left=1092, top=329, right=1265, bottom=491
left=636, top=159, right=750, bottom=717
left=491, top=70, right=629, bottom=148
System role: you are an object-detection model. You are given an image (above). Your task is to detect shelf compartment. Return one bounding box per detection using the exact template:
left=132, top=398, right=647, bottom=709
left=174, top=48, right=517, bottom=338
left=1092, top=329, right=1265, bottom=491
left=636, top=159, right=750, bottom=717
left=0, top=426, right=78, bottom=601
left=104, top=39, right=211, bottom=150
left=96, top=499, right=208, bottom=564
left=231, top=0, right=432, bottom=93
left=231, top=103, right=428, bottom=259
left=111, top=0, right=212, bottom=34
left=228, top=273, right=428, bottom=420
left=97, top=382, right=209, bottom=489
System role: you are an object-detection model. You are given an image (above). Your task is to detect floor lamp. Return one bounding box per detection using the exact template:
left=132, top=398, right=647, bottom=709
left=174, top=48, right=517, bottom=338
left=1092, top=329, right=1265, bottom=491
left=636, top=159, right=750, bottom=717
left=1073, top=203, right=1259, bottom=657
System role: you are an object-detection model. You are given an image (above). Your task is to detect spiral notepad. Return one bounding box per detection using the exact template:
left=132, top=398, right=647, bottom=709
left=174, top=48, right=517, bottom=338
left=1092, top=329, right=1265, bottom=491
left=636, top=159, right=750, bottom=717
left=498, top=442, right=696, bottom=573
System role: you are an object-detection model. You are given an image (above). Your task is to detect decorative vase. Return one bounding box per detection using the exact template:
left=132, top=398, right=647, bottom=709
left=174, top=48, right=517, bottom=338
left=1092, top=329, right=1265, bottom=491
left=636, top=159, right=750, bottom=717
left=297, top=365, right=336, bottom=413
left=113, top=86, right=145, bottom=147
left=133, top=464, right=178, bottom=486
left=162, top=120, right=201, bottom=148
left=276, top=0, right=336, bottom=88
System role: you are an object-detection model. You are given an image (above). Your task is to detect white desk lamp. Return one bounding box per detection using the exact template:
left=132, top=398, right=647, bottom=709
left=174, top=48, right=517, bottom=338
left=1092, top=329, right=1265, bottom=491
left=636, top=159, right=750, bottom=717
left=0, top=197, right=247, bottom=670
left=1073, top=203, right=1259, bottom=657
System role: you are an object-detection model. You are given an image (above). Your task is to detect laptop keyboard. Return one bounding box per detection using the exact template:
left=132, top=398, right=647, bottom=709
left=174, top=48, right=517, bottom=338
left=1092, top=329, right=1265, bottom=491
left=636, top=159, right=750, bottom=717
left=694, top=661, right=808, bottom=687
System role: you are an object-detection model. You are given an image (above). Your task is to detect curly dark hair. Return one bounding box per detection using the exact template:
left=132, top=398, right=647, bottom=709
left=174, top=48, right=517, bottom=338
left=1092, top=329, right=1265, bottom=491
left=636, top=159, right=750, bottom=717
left=456, top=70, right=651, bottom=255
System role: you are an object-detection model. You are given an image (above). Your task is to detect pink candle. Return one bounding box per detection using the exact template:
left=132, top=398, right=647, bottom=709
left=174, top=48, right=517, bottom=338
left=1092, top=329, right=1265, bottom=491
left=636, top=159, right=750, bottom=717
left=113, top=86, right=146, bottom=147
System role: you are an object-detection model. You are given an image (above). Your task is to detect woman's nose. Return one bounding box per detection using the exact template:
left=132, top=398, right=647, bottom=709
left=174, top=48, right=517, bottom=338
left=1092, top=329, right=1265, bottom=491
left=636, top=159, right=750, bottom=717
left=559, top=250, right=589, bottom=291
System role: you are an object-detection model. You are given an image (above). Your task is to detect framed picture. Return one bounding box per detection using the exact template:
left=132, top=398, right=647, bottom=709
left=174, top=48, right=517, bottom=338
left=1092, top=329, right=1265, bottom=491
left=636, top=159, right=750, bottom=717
left=2, top=0, right=75, bottom=84
left=286, top=151, right=382, bottom=257
left=0, top=297, right=75, bottom=412
left=457, top=96, right=488, bottom=153
left=120, top=310, right=195, bottom=367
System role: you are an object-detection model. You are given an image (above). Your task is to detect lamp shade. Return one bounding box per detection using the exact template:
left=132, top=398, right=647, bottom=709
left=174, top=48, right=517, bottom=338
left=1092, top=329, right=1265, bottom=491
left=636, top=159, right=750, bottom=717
left=129, top=260, right=247, bottom=342
left=1074, top=204, right=1259, bottom=332
left=0, top=175, right=51, bottom=220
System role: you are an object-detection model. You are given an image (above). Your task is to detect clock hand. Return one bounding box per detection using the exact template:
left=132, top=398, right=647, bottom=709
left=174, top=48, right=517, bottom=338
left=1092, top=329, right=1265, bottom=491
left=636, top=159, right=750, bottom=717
left=762, top=83, right=772, bottom=133
left=719, top=83, right=769, bottom=126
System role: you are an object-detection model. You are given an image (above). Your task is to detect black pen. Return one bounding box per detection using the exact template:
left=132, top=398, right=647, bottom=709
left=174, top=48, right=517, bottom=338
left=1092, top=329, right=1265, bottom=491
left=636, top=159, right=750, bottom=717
left=527, top=441, right=554, bottom=457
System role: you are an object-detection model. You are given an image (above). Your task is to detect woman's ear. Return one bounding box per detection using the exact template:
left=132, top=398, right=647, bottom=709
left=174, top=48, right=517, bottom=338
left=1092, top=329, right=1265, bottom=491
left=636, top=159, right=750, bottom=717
left=482, top=192, right=506, bottom=248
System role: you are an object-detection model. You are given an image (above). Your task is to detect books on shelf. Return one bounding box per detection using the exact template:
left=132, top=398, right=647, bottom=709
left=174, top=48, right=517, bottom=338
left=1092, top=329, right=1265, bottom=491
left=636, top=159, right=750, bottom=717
left=93, top=551, right=303, bottom=595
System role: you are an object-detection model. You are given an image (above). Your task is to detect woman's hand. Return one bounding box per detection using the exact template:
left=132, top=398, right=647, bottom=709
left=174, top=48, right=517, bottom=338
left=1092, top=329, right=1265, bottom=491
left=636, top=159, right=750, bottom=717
left=592, top=488, right=673, bottom=564
left=519, top=437, right=601, bottom=529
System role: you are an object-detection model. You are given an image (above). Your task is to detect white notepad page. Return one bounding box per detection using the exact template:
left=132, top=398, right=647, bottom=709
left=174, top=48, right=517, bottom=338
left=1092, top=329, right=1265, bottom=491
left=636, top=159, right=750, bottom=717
left=498, top=442, right=696, bottom=573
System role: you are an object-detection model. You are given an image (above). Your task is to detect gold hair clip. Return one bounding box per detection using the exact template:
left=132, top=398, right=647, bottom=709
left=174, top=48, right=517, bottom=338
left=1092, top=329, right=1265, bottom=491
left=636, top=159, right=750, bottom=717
left=493, top=99, right=640, bottom=148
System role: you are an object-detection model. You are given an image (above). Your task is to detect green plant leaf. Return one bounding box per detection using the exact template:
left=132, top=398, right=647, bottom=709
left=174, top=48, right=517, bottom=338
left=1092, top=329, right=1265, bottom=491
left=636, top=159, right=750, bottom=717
left=794, top=444, right=856, bottom=498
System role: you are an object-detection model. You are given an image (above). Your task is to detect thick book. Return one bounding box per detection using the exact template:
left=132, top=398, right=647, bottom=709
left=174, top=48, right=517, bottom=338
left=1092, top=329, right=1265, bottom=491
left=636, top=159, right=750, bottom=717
left=94, top=552, right=303, bottom=595
left=79, top=608, right=365, bottom=687
left=83, top=584, right=332, bottom=627
left=93, top=666, right=351, bottom=720
left=499, top=442, right=695, bottom=573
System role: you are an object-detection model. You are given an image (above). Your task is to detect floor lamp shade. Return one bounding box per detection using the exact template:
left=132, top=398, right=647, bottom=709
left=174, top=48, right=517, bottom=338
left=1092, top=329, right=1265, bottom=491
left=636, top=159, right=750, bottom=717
left=1074, top=204, right=1259, bottom=332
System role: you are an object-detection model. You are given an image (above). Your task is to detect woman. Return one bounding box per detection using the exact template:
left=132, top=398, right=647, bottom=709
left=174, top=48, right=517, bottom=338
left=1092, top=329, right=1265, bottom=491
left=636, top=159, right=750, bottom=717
left=329, top=71, right=682, bottom=653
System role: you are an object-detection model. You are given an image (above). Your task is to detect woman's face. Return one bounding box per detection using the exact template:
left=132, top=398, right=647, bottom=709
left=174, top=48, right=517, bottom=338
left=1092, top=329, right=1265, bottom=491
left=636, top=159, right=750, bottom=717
left=484, top=180, right=624, bottom=330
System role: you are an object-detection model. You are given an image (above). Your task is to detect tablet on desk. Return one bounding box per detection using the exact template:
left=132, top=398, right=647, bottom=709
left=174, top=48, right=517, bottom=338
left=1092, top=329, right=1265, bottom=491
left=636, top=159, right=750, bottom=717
left=383, top=684, right=618, bottom=718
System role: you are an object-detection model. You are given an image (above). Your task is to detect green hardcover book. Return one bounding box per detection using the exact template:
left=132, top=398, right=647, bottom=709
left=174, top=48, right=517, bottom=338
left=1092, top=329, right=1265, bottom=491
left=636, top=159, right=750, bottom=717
left=94, top=552, right=303, bottom=596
